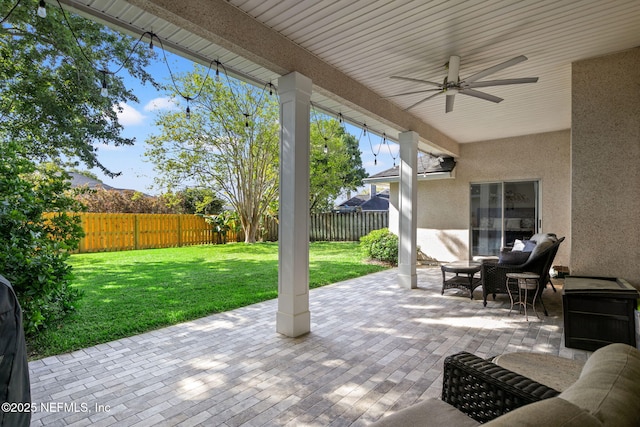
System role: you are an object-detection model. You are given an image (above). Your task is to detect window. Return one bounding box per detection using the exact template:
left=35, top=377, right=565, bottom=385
left=470, top=181, right=539, bottom=257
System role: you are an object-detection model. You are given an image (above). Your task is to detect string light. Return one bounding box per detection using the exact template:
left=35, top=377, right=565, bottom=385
left=185, top=97, right=191, bottom=120
left=50, top=0, right=394, bottom=165
left=388, top=139, right=398, bottom=167
left=37, top=0, right=46, bottom=18
left=100, top=71, right=109, bottom=97
left=34, top=0, right=275, bottom=130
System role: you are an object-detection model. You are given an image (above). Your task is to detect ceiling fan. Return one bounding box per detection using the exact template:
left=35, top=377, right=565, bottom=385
left=388, top=55, right=538, bottom=113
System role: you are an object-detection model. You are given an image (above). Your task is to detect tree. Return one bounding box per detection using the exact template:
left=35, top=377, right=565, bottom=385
left=164, top=187, right=224, bottom=215
left=1, top=1, right=156, bottom=333
left=74, top=186, right=224, bottom=214
left=74, top=188, right=172, bottom=213
left=145, top=69, right=279, bottom=243
left=310, top=117, right=368, bottom=212
left=1, top=1, right=156, bottom=175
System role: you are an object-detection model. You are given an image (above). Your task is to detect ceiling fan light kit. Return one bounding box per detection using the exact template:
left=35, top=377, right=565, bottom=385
left=389, top=55, right=539, bottom=113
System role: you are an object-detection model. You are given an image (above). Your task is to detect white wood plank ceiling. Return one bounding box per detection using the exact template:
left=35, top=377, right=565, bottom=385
left=58, top=0, right=640, bottom=150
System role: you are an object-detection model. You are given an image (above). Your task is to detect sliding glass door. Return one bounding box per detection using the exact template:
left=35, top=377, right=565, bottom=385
left=470, top=181, right=539, bottom=257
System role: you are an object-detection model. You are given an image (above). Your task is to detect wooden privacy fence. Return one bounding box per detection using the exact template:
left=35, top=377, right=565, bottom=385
left=310, top=211, right=388, bottom=241
left=51, top=211, right=387, bottom=253
left=71, top=213, right=224, bottom=253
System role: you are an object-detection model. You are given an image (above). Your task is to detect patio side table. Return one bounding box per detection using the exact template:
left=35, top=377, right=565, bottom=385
left=506, top=272, right=541, bottom=321
left=441, top=261, right=482, bottom=299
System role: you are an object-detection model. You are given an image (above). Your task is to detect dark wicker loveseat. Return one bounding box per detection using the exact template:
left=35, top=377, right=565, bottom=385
left=441, top=352, right=559, bottom=422
left=481, top=234, right=565, bottom=315
left=372, top=343, right=640, bottom=426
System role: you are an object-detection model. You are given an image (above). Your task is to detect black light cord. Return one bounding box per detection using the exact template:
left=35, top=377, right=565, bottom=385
left=0, top=0, right=22, bottom=24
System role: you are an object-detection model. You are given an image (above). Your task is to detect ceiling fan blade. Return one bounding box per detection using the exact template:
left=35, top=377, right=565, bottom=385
left=464, top=55, right=528, bottom=83
left=447, top=55, right=460, bottom=84
left=445, top=94, right=455, bottom=113
left=405, top=91, right=444, bottom=111
left=459, top=89, right=503, bottom=103
left=390, top=76, right=443, bottom=86
left=464, top=77, right=539, bottom=88
left=382, top=88, right=442, bottom=98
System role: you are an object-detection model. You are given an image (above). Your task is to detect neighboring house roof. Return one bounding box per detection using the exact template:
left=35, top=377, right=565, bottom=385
left=69, top=172, right=152, bottom=196
left=336, top=188, right=389, bottom=212
left=364, top=156, right=456, bottom=184
left=69, top=172, right=118, bottom=191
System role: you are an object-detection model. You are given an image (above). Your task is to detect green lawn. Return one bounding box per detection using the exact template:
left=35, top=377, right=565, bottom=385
left=29, top=241, right=388, bottom=359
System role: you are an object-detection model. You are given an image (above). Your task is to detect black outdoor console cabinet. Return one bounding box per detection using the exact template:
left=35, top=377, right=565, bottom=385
left=562, top=276, right=639, bottom=351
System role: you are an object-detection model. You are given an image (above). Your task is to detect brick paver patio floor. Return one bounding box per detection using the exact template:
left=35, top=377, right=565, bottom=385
left=29, top=266, right=590, bottom=426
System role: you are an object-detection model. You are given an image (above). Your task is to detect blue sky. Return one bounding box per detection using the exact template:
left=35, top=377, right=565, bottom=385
left=94, top=49, right=399, bottom=198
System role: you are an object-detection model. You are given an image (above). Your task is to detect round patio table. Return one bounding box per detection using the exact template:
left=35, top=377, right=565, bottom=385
left=441, top=261, right=482, bottom=299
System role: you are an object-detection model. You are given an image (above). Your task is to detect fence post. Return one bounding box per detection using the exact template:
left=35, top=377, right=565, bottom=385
left=134, top=215, right=140, bottom=250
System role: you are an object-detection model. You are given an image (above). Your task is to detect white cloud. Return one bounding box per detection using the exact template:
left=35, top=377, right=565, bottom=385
left=114, top=103, right=146, bottom=126
left=144, top=97, right=178, bottom=112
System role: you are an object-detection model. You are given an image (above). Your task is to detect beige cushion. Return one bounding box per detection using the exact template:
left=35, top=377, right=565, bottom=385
left=560, top=343, right=640, bottom=426
left=483, top=398, right=601, bottom=426
left=371, top=398, right=479, bottom=427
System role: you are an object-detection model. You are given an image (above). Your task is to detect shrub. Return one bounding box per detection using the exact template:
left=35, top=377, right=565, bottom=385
left=360, top=228, right=398, bottom=265
left=0, top=143, right=84, bottom=335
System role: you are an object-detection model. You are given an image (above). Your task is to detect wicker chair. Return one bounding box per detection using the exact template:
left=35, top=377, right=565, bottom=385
left=481, top=236, right=565, bottom=316
left=442, top=351, right=559, bottom=423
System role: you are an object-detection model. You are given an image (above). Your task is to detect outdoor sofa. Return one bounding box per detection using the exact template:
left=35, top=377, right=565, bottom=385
left=371, top=343, right=640, bottom=426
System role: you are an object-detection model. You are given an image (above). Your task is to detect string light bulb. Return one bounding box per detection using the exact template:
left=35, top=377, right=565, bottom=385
left=100, top=71, right=108, bottom=97
left=215, top=61, right=220, bottom=81
left=185, top=97, right=192, bottom=120
left=148, top=33, right=154, bottom=53
left=323, top=138, right=329, bottom=154
left=37, top=0, right=46, bottom=18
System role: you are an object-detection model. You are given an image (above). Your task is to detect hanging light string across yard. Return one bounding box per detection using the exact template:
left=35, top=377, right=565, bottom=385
left=215, top=61, right=274, bottom=127
left=8, top=0, right=432, bottom=165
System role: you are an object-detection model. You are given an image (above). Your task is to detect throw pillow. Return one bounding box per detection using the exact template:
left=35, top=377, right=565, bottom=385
left=499, top=250, right=531, bottom=265
left=523, top=239, right=536, bottom=252
left=512, top=239, right=525, bottom=251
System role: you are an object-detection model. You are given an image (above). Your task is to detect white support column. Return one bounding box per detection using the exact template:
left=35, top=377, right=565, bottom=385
left=398, top=131, right=418, bottom=288
left=276, top=72, right=312, bottom=337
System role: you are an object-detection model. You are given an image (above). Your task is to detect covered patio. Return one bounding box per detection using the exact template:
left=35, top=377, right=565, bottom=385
left=24, top=1, right=639, bottom=424
left=29, top=268, right=588, bottom=426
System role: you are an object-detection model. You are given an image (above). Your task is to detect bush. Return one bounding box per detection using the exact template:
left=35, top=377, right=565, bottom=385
left=0, top=143, right=84, bottom=335
left=360, top=228, right=399, bottom=265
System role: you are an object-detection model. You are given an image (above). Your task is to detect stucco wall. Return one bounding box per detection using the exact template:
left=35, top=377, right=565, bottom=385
left=571, top=47, right=640, bottom=286
left=389, top=130, right=571, bottom=264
